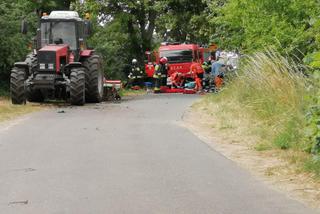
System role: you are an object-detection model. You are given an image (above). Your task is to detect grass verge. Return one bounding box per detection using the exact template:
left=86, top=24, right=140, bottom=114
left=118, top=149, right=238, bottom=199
left=193, top=50, right=319, bottom=176
left=186, top=50, right=320, bottom=208
left=0, top=97, right=43, bottom=123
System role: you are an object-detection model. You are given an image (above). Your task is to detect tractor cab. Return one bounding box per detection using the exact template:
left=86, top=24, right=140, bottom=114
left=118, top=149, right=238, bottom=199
left=10, top=11, right=104, bottom=106
left=38, top=11, right=90, bottom=62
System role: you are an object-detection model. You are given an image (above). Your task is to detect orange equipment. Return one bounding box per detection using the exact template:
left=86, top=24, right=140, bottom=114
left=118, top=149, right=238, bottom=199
left=170, top=72, right=185, bottom=88
left=214, top=76, right=223, bottom=89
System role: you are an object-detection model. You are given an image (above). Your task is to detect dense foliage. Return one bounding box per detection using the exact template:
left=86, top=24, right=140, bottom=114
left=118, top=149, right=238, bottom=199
left=2, top=0, right=319, bottom=79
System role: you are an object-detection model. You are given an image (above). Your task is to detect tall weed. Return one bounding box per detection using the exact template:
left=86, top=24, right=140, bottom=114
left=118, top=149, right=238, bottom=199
left=217, top=50, right=308, bottom=150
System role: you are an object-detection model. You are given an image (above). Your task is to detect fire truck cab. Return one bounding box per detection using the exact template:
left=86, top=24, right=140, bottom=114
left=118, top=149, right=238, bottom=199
left=145, top=43, right=206, bottom=78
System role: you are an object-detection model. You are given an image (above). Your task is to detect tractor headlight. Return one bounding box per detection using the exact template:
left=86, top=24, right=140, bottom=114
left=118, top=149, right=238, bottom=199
left=39, top=64, right=45, bottom=70
left=48, top=64, right=54, bottom=70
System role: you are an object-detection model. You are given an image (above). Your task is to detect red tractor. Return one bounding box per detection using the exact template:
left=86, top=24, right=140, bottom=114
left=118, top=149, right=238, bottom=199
left=11, top=11, right=104, bottom=105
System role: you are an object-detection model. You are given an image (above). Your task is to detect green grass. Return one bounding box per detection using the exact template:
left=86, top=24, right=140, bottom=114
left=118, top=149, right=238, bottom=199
left=273, top=118, right=302, bottom=150
left=121, top=88, right=147, bottom=97
left=255, top=142, right=272, bottom=151
left=201, top=49, right=318, bottom=175
left=304, top=155, right=320, bottom=177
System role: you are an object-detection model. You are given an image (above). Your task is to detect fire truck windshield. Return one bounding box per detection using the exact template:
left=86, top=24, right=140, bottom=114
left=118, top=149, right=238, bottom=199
left=41, top=22, right=77, bottom=50
left=160, top=50, right=193, bottom=63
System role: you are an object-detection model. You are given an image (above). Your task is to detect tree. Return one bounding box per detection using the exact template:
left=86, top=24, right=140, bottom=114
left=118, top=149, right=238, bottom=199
left=0, top=0, right=35, bottom=84
left=156, top=0, right=209, bottom=44
left=71, top=0, right=159, bottom=77
left=71, top=0, right=212, bottom=79
left=209, top=0, right=320, bottom=56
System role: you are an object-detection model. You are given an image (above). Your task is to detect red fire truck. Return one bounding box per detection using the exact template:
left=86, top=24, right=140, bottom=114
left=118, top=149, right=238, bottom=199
left=145, top=43, right=209, bottom=79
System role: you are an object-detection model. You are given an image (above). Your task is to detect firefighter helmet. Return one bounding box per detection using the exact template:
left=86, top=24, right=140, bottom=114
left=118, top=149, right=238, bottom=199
left=160, top=57, right=168, bottom=64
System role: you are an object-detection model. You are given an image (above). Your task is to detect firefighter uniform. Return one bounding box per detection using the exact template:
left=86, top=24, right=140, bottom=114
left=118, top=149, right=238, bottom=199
left=154, top=57, right=169, bottom=93
left=202, top=62, right=212, bottom=91
left=190, top=63, right=204, bottom=91
left=153, top=64, right=162, bottom=93
left=160, top=63, right=169, bottom=86
left=128, top=65, right=144, bottom=87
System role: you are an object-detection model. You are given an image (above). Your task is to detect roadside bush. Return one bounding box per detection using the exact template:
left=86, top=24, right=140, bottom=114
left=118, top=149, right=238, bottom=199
left=302, top=52, right=320, bottom=175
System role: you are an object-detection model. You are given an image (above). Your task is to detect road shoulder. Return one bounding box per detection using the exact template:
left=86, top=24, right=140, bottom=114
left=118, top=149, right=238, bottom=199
left=183, top=101, right=320, bottom=211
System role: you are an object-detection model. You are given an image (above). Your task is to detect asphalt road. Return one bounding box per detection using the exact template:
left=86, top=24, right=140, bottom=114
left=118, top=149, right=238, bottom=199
left=0, top=94, right=318, bottom=214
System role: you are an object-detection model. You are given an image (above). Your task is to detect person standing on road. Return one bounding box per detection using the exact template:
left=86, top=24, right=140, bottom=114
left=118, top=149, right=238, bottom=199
left=190, top=62, right=204, bottom=92
left=202, top=61, right=212, bottom=91
left=153, top=57, right=169, bottom=93
left=128, top=59, right=144, bottom=88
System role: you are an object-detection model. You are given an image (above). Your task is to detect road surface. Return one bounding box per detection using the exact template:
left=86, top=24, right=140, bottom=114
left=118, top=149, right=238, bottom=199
left=0, top=94, right=318, bottom=214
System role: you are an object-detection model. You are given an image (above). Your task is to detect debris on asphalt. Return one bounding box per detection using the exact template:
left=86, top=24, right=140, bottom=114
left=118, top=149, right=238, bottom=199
left=8, top=200, right=28, bottom=206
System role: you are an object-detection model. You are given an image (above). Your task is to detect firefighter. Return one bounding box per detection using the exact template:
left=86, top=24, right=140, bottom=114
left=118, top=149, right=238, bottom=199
left=128, top=59, right=144, bottom=88
left=202, top=61, right=212, bottom=91
left=153, top=57, right=169, bottom=93
left=190, top=63, right=204, bottom=92
left=160, top=57, right=169, bottom=86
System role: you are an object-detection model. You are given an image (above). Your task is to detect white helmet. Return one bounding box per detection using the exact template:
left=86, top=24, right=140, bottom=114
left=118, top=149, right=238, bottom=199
left=132, top=59, right=137, bottom=64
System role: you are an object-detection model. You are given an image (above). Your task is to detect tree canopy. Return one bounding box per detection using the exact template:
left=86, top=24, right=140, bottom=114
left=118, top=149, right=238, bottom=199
left=0, top=0, right=320, bottom=81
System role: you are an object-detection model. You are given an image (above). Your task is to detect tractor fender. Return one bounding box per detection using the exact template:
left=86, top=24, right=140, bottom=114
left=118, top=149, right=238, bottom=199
left=14, top=62, right=29, bottom=70
left=64, top=63, right=83, bottom=76
left=80, top=50, right=94, bottom=57
left=65, top=62, right=82, bottom=68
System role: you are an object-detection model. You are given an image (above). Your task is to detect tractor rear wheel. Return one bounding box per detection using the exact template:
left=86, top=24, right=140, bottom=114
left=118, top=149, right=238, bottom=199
left=10, top=67, right=26, bottom=105
left=83, top=55, right=104, bottom=103
left=70, top=68, right=85, bottom=106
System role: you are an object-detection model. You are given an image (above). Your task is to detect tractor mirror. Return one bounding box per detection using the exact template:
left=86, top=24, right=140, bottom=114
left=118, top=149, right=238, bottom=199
left=21, top=20, right=28, bottom=34
left=36, top=28, right=41, bottom=49
left=84, top=20, right=92, bottom=36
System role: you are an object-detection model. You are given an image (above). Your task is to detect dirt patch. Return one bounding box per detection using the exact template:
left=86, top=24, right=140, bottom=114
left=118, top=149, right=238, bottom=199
left=183, top=102, right=320, bottom=210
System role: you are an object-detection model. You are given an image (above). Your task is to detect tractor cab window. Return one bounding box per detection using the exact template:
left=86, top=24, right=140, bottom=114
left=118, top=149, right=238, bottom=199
left=41, top=21, right=77, bottom=50
left=160, top=50, right=193, bottom=63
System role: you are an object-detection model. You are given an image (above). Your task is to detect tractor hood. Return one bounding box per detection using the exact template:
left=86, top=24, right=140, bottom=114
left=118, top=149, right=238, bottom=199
left=39, top=44, right=69, bottom=52
left=38, top=45, right=69, bottom=73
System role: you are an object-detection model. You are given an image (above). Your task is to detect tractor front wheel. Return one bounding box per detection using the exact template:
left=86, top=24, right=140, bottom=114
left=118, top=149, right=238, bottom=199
left=83, top=55, right=104, bottom=103
left=70, top=68, right=85, bottom=106
left=10, top=67, right=26, bottom=105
